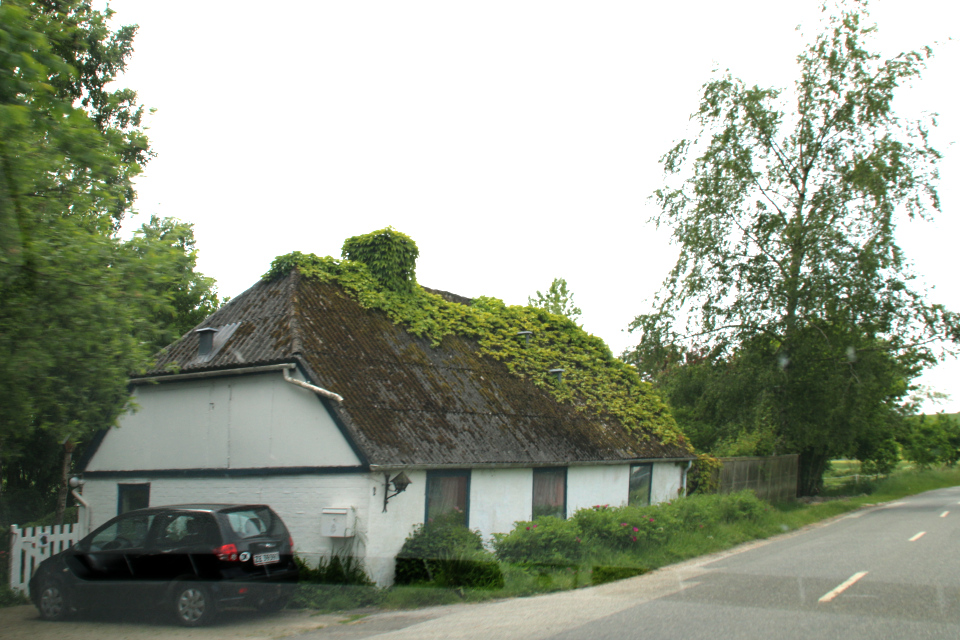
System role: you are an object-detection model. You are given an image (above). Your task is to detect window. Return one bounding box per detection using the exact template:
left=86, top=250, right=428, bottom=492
left=629, top=463, right=653, bottom=507
left=223, top=507, right=283, bottom=539
left=532, top=468, right=566, bottom=519
left=88, top=513, right=155, bottom=551
left=425, top=470, right=470, bottom=526
left=117, top=483, right=150, bottom=515
left=156, top=513, right=217, bottom=548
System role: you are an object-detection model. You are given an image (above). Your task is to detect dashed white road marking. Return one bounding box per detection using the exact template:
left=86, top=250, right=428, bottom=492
left=941, top=511, right=950, bottom=518
left=909, top=531, right=926, bottom=542
left=819, top=572, right=869, bottom=603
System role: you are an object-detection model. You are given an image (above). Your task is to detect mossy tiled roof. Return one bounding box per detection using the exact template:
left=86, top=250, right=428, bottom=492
left=143, top=270, right=692, bottom=467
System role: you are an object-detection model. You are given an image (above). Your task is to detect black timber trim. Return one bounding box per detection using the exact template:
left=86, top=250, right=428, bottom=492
left=83, top=465, right=369, bottom=479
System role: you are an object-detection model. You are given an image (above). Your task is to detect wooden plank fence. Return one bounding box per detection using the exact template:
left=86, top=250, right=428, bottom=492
left=8, top=523, right=85, bottom=595
left=716, top=454, right=799, bottom=502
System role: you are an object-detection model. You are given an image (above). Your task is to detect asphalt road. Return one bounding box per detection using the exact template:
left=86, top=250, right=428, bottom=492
left=298, top=486, right=960, bottom=640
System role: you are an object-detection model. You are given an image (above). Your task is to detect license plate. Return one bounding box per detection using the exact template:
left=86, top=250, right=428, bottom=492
left=253, top=552, right=279, bottom=566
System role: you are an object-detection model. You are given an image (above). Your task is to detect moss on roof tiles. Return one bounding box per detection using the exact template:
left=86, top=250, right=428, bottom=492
left=264, top=250, right=691, bottom=453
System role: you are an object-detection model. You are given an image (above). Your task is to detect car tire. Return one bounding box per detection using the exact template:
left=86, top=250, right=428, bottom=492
left=36, top=576, right=70, bottom=622
left=171, top=582, right=216, bottom=627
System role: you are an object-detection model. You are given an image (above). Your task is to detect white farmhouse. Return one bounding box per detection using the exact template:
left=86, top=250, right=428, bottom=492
left=77, top=266, right=694, bottom=586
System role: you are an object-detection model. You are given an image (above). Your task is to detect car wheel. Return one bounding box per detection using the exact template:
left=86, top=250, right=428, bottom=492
left=37, top=576, right=70, bottom=622
left=171, top=583, right=216, bottom=627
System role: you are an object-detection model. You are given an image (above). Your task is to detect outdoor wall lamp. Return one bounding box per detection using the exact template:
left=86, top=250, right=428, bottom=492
left=382, top=471, right=412, bottom=512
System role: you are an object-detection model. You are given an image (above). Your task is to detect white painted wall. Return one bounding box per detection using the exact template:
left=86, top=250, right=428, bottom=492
left=85, top=372, right=360, bottom=471
left=567, top=465, right=631, bottom=512
left=469, top=468, right=533, bottom=542
left=361, top=470, right=427, bottom=585
left=78, top=461, right=687, bottom=587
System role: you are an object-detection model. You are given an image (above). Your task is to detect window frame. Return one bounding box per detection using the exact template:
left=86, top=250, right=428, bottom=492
left=117, top=483, right=150, bottom=516
left=532, top=467, right=567, bottom=520
left=628, top=463, right=654, bottom=507
left=424, top=469, right=471, bottom=527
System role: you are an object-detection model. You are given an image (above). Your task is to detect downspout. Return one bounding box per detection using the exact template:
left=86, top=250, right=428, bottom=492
left=682, top=460, right=693, bottom=497
left=69, top=479, right=92, bottom=536
left=282, top=367, right=344, bottom=403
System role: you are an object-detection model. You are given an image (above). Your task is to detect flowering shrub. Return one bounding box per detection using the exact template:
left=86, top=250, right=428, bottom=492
left=492, top=491, right=770, bottom=563
left=492, top=516, right=582, bottom=566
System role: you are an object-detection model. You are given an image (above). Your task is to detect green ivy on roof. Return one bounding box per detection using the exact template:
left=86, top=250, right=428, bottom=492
left=264, top=228, right=690, bottom=451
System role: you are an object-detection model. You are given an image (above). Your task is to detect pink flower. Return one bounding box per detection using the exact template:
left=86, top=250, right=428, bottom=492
left=633, top=527, right=639, bottom=532
left=649, top=517, right=655, bottom=523
left=621, top=522, right=629, bottom=527
left=576, top=537, right=581, bottom=543
left=631, top=536, right=637, bottom=542
left=526, top=527, right=530, bottom=530
left=533, top=524, right=538, bottom=528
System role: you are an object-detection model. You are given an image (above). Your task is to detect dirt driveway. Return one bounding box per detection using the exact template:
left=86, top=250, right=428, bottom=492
left=1, top=604, right=351, bottom=640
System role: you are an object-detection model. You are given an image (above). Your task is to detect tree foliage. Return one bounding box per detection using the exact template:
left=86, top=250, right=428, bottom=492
left=0, top=1, right=218, bottom=523
left=627, top=1, right=956, bottom=494
left=528, top=278, right=582, bottom=323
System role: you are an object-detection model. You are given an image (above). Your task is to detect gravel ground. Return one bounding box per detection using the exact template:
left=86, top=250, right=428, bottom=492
left=1, top=604, right=349, bottom=640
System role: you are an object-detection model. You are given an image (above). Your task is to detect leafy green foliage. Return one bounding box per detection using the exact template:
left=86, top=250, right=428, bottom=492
left=627, top=2, right=954, bottom=494
left=265, top=246, right=687, bottom=448
left=296, top=553, right=374, bottom=586
left=341, top=227, right=419, bottom=292
left=395, top=517, right=503, bottom=589
left=528, top=278, right=582, bottom=323
left=687, top=454, right=723, bottom=494
left=494, top=492, right=769, bottom=569
left=0, top=1, right=218, bottom=523
left=492, top=516, right=582, bottom=566
left=900, top=413, right=960, bottom=469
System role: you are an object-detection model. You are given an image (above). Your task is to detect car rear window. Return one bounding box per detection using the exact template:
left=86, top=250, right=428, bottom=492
left=220, top=507, right=286, bottom=539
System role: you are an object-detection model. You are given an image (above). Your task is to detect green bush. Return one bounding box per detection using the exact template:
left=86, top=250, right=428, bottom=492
left=572, top=503, right=678, bottom=552
left=394, top=517, right=503, bottom=589
left=714, top=491, right=767, bottom=523
left=296, top=553, right=374, bottom=586
left=493, top=491, right=769, bottom=566
left=492, top=516, right=582, bottom=566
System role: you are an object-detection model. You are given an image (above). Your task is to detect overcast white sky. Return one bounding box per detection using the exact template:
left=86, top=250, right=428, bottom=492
left=105, top=0, right=959, bottom=412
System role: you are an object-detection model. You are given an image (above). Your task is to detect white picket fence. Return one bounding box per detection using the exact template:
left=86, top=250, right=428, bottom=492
left=8, top=522, right=85, bottom=595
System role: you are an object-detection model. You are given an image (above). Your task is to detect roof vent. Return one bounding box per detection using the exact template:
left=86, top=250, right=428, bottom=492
left=549, top=368, right=565, bottom=384
left=195, top=327, right=219, bottom=357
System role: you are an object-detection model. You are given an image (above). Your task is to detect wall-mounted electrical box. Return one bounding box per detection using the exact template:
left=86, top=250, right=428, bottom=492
left=320, top=507, right=356, bottom=537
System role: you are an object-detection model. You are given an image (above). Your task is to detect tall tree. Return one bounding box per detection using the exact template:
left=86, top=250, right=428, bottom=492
left=0, top=1, right=218, bottom=523
left=627, top=1, right=957, bottom=494
left=528, top=278, right=582, bottom=323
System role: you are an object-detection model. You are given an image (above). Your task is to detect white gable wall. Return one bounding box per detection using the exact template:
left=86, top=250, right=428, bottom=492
left=85, top=371, right=360, bottom=472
